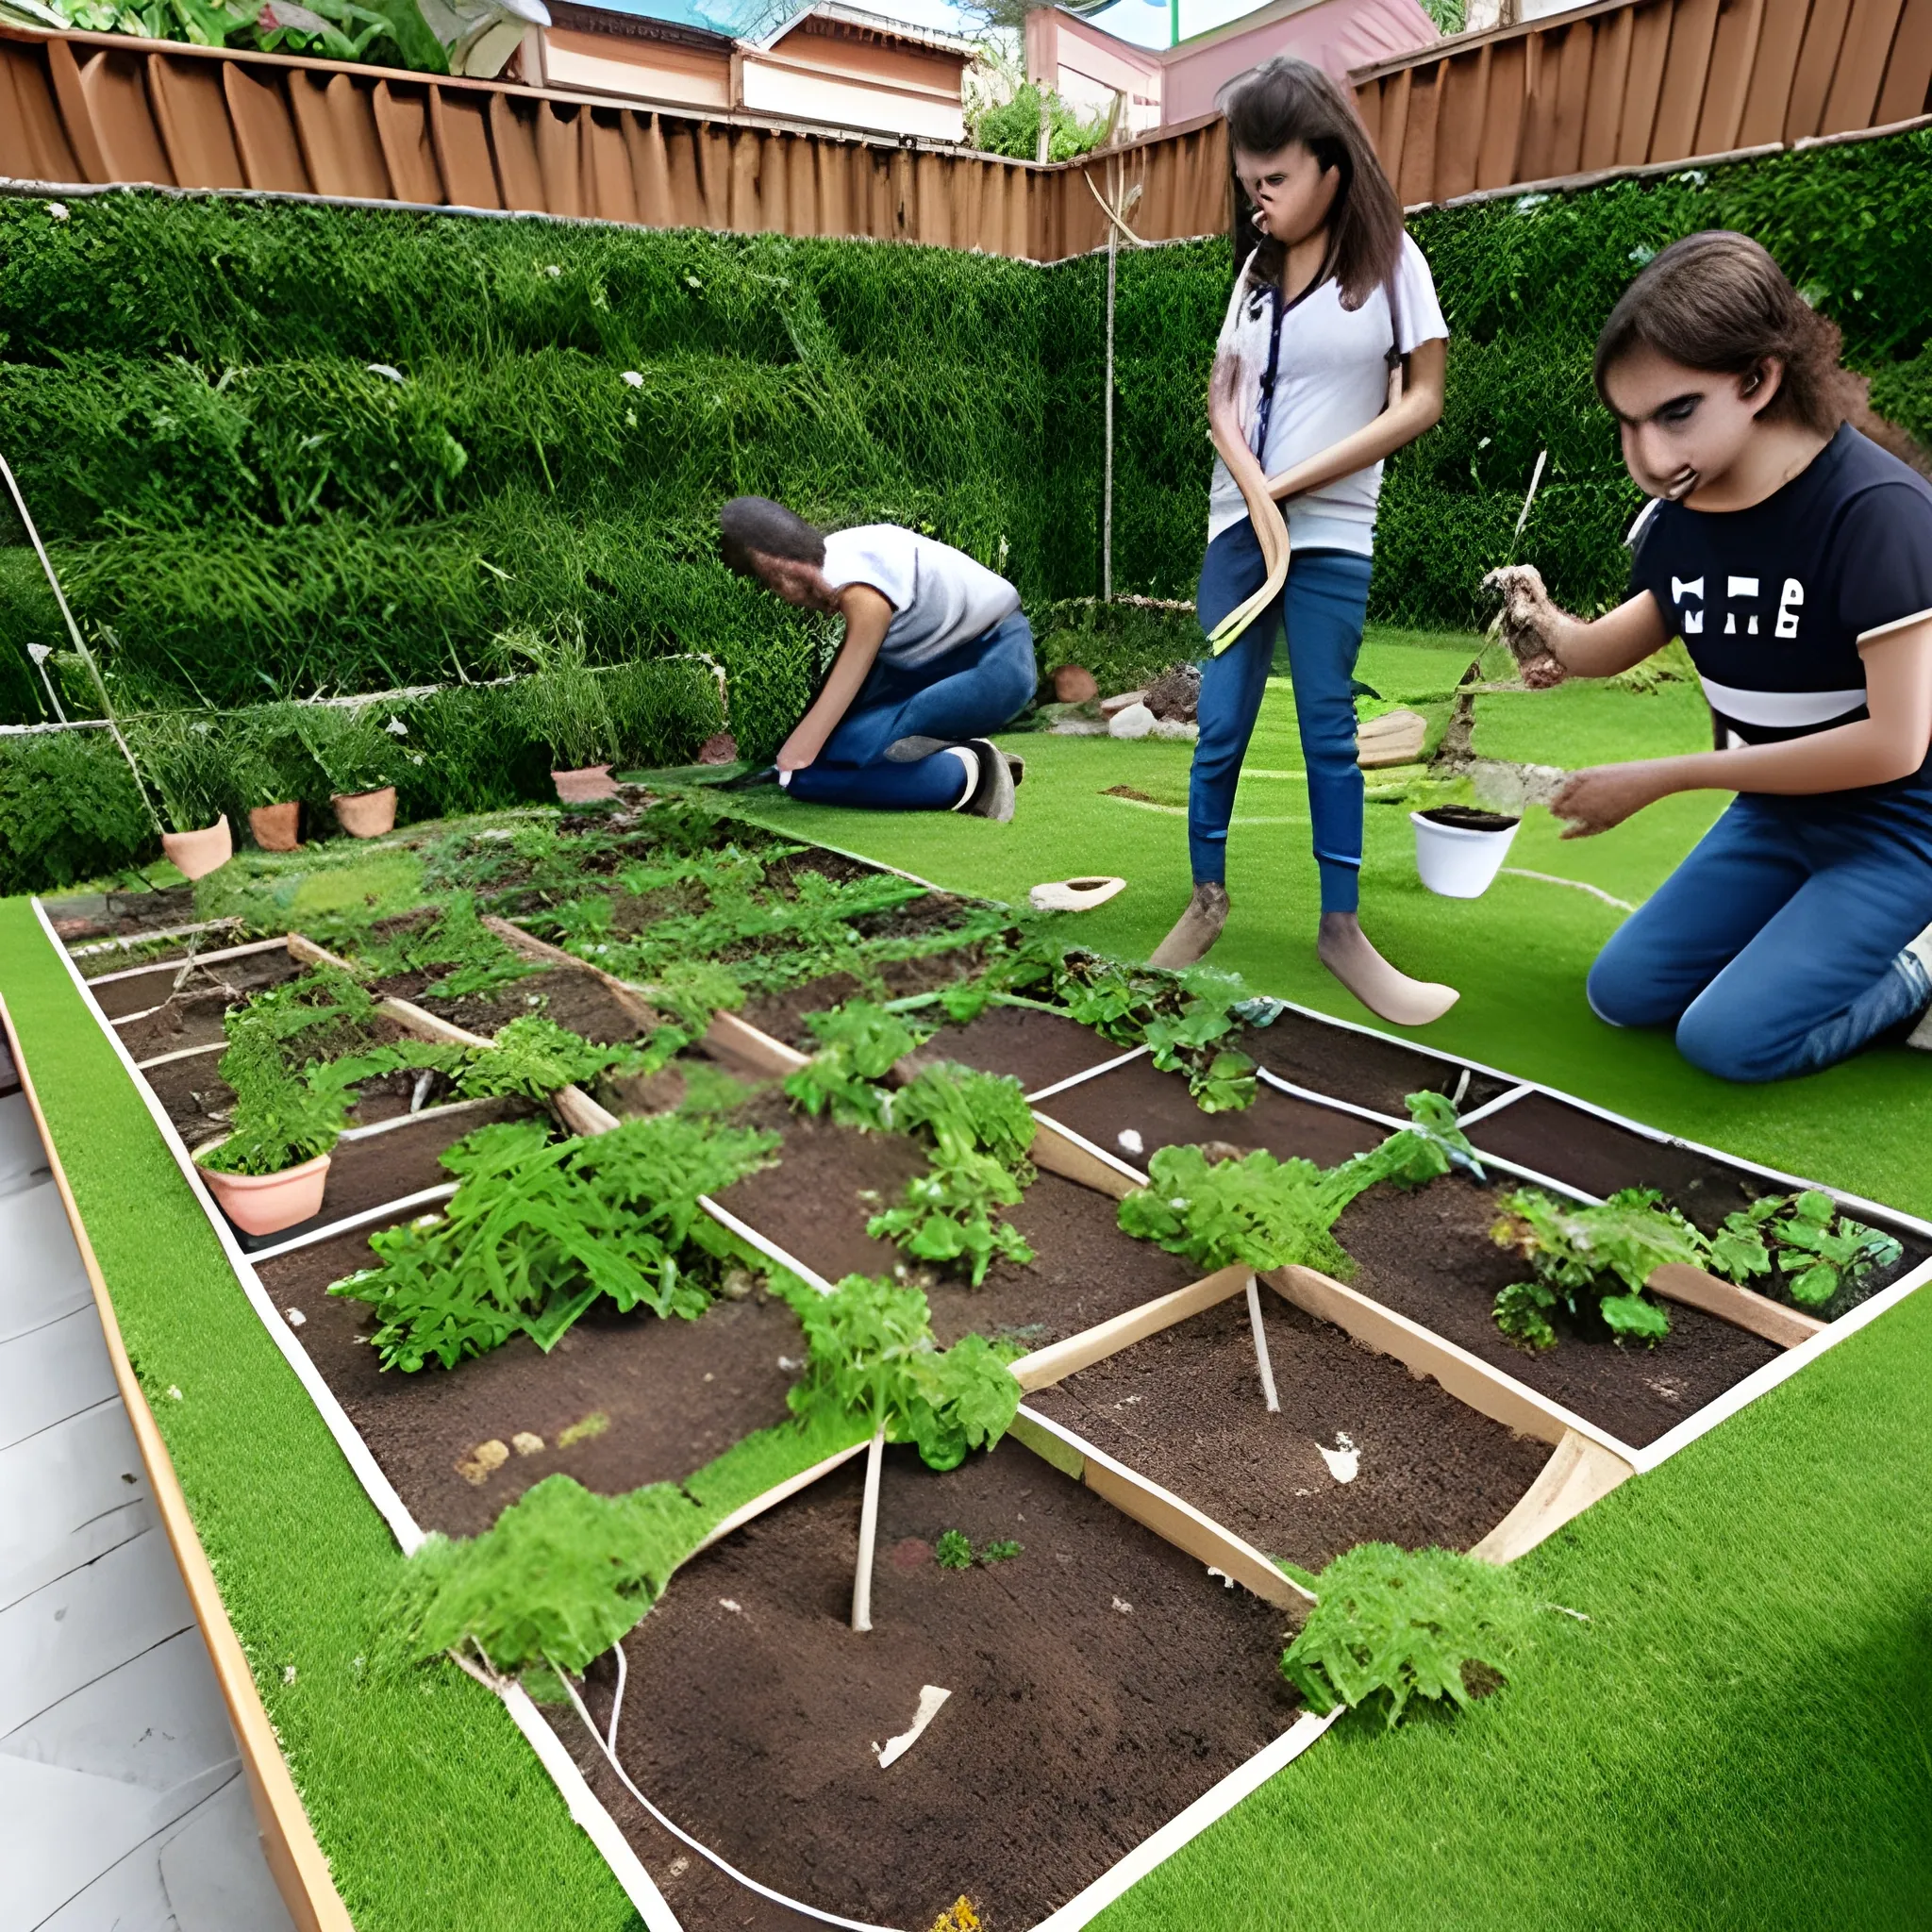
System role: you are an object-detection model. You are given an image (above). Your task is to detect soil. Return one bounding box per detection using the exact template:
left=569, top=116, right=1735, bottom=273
left=46, top=883, right=198, bottom=943
left=1241, top=1009, right=1515, bottom=1119
left=550, top=1440, right=1295, bottom=1932
left=1421, top=807, right=1520, bottom=832
left=97, top=945, right=299, bottom=1024
left=257, top=1224, right=808, bottom=1537
left=1334, top=1178, right=1780, bottom=1448
left=1030, top=1291, right=1549, bottom=1570
left=369, top=964, right=652, bottom=1044
left=736, top=945, right=992, bottom=1055
left=1040, top=1055, right=1385, bottom=1172
left=710, top=1091, right=1202, bottom=1349
left=909, top=1004, right=1125, bottom=1095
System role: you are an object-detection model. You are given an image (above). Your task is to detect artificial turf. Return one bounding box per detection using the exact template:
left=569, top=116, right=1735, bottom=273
left=4, top=635, right=1926, bottom=1929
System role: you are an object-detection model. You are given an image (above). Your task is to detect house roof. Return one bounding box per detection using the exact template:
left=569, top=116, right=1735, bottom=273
left=755, top=2, right=979, bottom=59
left=546, top=0, right=735, bottom=49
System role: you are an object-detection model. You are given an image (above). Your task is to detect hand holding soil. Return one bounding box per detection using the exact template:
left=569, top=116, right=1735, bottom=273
left=1482, top=564, right=1570, bottom=689
left=1550, top=761, right=1671, bottom=838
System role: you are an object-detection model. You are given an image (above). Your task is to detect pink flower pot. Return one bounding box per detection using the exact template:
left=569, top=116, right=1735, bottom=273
left=332, top=787, right=397, bottom=838
left=552, top=764, right=619, bottom=804
left=159, top=813, right=233, bottom=881
left=196, top=1149, right=331, bottom=1236
left=248, top=801, right=301, bottom=852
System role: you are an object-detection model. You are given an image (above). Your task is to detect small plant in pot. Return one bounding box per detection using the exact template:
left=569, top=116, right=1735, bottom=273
left=127, top=708, right=234, bottom=880
left=233, top=702, right=309, bottom=852
left=296, top=703, right=408, bottom=838
left=193, top=1021, right=357, bottom=1236
left=507, top=624, right=623, bottom=804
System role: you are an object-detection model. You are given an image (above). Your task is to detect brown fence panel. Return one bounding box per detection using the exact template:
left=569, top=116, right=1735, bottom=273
left=0, top=38, right=80, bottom=181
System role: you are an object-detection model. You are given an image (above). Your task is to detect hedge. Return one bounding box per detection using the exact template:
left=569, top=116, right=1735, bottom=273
left=5, top=126, right=1932, bottom=888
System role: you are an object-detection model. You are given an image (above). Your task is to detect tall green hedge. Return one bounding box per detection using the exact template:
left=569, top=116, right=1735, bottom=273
left=6, top=127, right=1932, bottom=890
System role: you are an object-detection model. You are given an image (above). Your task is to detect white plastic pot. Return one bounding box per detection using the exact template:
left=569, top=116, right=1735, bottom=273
left=1411, top=808, right=1521, bottom=899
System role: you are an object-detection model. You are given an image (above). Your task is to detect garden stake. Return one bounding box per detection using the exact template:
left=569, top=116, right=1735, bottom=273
left=1244, top=1274, right=1281, bottom=1412
left=851, top=1423, right=887, bottom=1633
left=1, top=452, right=163, bottom=837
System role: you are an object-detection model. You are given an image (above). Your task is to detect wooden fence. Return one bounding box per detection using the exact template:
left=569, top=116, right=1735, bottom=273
left=1352, top=0, right=1932, bottom=204
left=0, top=23, right=1231, bottom=261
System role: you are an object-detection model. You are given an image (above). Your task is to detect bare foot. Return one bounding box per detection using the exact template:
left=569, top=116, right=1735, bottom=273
left=1149, top=883, right=1229, bottom=970
left=1318, top=911, right=1458, bottom=1025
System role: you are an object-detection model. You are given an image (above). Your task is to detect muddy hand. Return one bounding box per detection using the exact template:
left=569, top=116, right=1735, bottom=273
left=1481, top=563, right=1568, bottom=689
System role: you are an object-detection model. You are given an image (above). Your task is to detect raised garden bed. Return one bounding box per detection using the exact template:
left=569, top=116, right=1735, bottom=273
left=550, top=1439, right=1293, bottom=1932
left=1241, top=1008, right=1515, bottom=1118
left=1027, top=1286, right=1552, bottom=1572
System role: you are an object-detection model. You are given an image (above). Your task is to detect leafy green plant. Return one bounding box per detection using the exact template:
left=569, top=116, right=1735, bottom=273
left=970, top=80, right=1108, bottom=163
left=296, top=702, right=407, bottom=796
left=195, top=1017, right=357, bottom=1176
left=356, top=892, right=540, bottom=1000
left=935, top=1529, right=973, bottom=1570
left=1120, top=1144, right=1354, bottom=1280
left=1143, top=1000, right=1257, bottom=1114
left=504, top=621, right=619, bottom=773
left=1280, top=1543, right=1533, bottom=1727
left=330, top=1112, right=779, bottom=1370
left=979, top=1538, right=1021, bottom=1563
left=227, top=700, right=310, bottom=809
left=0, top=727, right=155, bottom=893
left=126, top=708, right=228, bottom=833
left=784, top=1001, right=924, bottom=1131
left=1324, top=1091, right=1488, bottom=1205
left=1491, top=1187, right=1707, bottom=1349
left=1708, top=1191, right=1903, bottom=1308
left=781, top=1273, right=1022, bottom=1472
left=866, top=1062, right=1038, bottom=1286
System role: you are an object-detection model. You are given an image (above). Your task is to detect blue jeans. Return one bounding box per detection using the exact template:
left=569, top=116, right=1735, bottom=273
left=1589, top=791, right=1932, bottom=1082
left=784, top=611, right=1037, bottom=810
left=1193, top=526, right=1374, bottom=912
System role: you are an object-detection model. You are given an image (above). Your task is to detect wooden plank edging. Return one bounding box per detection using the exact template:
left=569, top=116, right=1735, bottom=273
left=1469, top=1427, right=1635, bottom=1563
left=0, top=994, right=354, bottom=1932
left=1008, top=1264, right=1251, bottom=1391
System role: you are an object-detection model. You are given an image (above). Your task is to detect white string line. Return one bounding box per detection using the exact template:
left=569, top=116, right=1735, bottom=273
left=554, top=1651, right=907, bottom=1932
left=606, top=1639, right=627, bottom=1757
left=1497, top=867, right=1637, bottom=911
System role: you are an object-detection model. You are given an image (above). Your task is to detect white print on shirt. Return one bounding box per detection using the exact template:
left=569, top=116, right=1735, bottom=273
left=1674, top=575, right=1705, bottom=633
left=1776, top=577, right=1805, bottom=638
left=1724, top=575, right=1760, bottom=636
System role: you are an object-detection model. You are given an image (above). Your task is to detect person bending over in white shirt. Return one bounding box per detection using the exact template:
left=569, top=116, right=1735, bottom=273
left=719, top=497, right=1034, bottom=820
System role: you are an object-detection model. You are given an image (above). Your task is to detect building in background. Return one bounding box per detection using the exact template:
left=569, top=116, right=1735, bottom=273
left=1026, top=0, right=1438, bottom=134
left=529, top=0, right=975, bottom=139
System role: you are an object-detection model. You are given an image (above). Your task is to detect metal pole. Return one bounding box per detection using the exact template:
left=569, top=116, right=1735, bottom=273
left=0, top=453, right=162, bottom=834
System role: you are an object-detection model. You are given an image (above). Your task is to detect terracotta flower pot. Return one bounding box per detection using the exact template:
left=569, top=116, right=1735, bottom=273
left=248, top=801, right=302, bottom=852
left=159, top=813, right=233, bottom=881
left=552, top=764, right=619, bottom=804
left=195, top=1148, right=330, bottom=1237
left=332, top=786, right=397, bottom=838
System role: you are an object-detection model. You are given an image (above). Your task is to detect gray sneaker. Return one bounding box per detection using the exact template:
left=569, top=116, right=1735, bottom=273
left=957, top=739, right=1015, bottom=822
left=885, top=735, right=950, bottom=762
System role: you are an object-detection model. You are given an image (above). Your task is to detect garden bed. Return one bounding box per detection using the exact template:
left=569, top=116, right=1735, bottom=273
left=1027, top=1288, right=1552, bottom=1572
left=1241, top=1010, right=1515, bottom=1118
left=550, top=1439, right=1293, bottom=1932
left=1334, top=1179, right=1781, bottom=1448
left=710, top=1090, right=1203, bottom=1348
left=911, top=1003, right=1127, bottom=1094
left=256, top=1224, right=808, bottom=1538
left=366, top=963, right=651, bottom=1044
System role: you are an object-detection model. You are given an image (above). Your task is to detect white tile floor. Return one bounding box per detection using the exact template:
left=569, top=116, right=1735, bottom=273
left=0, top=1089, right=295, bottom=1932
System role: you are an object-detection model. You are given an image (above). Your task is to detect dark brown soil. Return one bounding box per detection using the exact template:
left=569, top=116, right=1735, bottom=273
left=710, top=1093, right=1202, bottom=1349
left=1031, top=1291, right=1549, bottom=1569
left=257, top=1224, right=808, bottom=1537
left=1335, top=1179, right=1780, bottom=1448
left=910, top=1004, right=1125, bottom=1095
left=370, top=964, right=650, bottom=1043
left=551, top=1440, right=1295, bottom=1932
left=118, top=990, right=243, bottom=1061
left=1040, top=1055, right=1385, bottom=1171
left=1421, top=807, right=1520, bottom=832
left=1241, top=1010, right=1514, bottom=1119
left=99, top=945, right=300, bottom=1025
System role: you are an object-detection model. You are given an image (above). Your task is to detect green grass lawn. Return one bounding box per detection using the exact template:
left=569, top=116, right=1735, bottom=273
left=4, top=633, right=1927, bottom=1931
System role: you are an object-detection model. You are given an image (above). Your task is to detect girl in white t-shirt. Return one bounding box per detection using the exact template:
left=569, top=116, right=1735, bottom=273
left=1151, top=57, right=1457, bottom=1027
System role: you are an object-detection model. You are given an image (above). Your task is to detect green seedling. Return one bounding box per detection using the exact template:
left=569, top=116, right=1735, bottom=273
left=935, top=1529, right=974, bottom=1570
left=1708, top=1191, right=1903, bottom=1308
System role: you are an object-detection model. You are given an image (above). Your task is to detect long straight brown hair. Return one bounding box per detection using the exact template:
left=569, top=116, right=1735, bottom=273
left=1220, top=57, right=1404, bottom=309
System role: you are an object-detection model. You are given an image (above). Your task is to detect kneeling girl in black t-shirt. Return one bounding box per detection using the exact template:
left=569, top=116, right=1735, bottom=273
left=1490, top=230, right=1932, bottom=1083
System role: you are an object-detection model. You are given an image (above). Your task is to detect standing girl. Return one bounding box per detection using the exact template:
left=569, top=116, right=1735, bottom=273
left=1150, top=56, right=1457, bottom=1028
left=1491, top=231, right=1932, bottom=1083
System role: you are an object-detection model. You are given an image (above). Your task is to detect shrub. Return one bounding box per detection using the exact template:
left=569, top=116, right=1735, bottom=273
left=0, top=728, right=154, bottom=892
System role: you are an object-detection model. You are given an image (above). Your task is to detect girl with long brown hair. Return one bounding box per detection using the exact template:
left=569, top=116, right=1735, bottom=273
left=1151, top=56, right=1457, bottom=1029
left=1491, top=230, right=1932, bottom=1080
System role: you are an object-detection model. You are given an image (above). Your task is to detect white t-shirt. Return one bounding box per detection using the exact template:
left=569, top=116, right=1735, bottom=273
left=820, top=525, right=1021, bottom=672
left=1206, top=233, right=1448, bottom=557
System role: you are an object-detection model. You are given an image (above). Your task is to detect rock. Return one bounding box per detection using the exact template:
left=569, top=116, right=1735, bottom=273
left=1099, top=688, right=1148, bottom=716
left=696, top=731, right=739, bottom=764
left=1108, top=702, right=1156, bottom=740
left=455, top=1439, right=510, bottom=1485
left=1053, top=664, right=1099, bottom=703
left=1144, top=661, right=1201, bottom=722
left=1357, top=708, right=1430, bottom=768
left=1150, top=718, right=1199, bottom=741
left=511, top=1431, right=544, bottom=1456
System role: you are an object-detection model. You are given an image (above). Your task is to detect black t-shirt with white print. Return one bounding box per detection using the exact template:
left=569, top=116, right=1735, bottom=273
left=1629, top=423, right=1932, bottom=808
